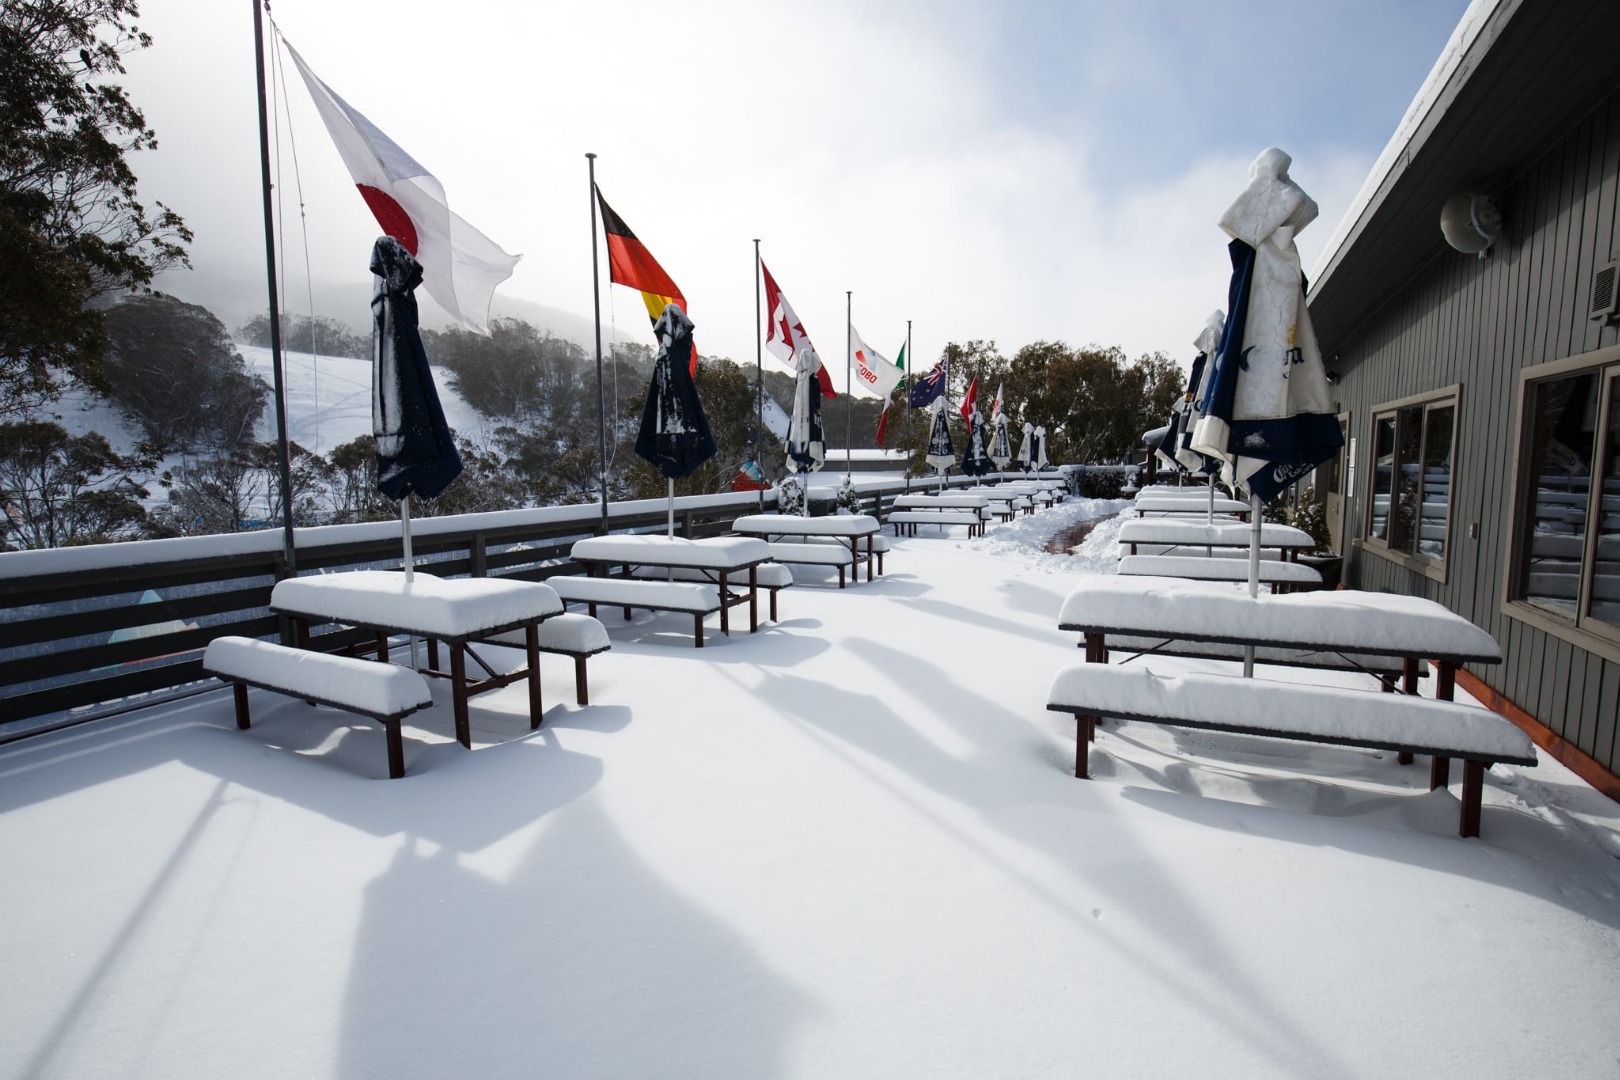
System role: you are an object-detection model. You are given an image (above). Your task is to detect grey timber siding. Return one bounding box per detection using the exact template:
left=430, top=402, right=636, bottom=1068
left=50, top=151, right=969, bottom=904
left=1322, top=90, right=1620, bottom=779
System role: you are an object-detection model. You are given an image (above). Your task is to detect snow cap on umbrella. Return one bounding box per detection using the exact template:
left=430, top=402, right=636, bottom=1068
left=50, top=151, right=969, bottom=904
left=1190, top=148, right=1341, bottom=502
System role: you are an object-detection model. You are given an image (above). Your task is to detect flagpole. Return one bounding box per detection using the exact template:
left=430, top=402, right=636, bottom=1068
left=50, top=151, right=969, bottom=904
left=753, top=238, right=764, bottom=511
left=905, top=319, right=912, bottom=491
left=587, top=152, right=608, bottom=532
left=845, top=290, right=853, bottom=477
left=252, top=0, right=297, bottom=574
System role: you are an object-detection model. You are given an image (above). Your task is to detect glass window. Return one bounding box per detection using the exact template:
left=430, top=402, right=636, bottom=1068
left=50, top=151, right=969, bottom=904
left=1364, top=389, right=1457, bottom=575
left=1507, top=352, right=1620, bottom=653
left=1515, top=373, right=1596, bottom=618
left=1586, top=378, right=1620, bottom=630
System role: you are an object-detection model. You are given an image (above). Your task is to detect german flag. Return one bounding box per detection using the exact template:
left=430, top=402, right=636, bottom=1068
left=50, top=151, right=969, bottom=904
left=596, top=186, right=693, bottom=374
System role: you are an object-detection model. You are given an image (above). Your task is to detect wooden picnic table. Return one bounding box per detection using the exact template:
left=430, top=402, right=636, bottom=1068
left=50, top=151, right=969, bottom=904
left=732, top=513, right=881, bottom=583
left=568, top=534, right=773, bottom=638
left=1133, top=493, right=1250, bottom=518
left=1056, top=573, right=1503, bottom=782
left=1116, top=519, right=1316, bottom=559
left=269, top=570, right=564, bottom=748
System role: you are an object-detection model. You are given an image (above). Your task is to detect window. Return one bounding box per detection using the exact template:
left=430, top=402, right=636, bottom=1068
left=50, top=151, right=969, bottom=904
left=1506, top=347, right=1620, bottom=651
left=1364, top=386, right=1458, bottom=579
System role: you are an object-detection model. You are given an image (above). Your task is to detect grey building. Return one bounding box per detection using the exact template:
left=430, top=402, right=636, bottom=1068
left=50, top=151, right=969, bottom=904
left=1308, top=0, right=1620, bottom=796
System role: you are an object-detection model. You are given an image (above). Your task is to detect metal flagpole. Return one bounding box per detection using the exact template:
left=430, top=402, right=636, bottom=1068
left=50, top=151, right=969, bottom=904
left=253, top=0, right=297, bottom=574
left=845, top=290, right=853, bottom=476
left=754, top=239, right=764, bottom=511
left=905, top=319, right=912, bottom=491
left=587, top=153, right=608, bottom=533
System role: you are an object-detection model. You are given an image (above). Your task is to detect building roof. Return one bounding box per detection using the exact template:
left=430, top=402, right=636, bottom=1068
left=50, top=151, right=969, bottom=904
left=1308, top=0, right=1620, bottom=355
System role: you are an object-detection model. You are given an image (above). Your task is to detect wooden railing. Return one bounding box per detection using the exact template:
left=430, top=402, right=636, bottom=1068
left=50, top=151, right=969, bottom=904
left=0, top=476, right=1010, bottom=735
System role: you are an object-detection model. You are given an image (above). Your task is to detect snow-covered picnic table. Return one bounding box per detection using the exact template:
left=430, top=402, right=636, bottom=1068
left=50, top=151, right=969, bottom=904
left=1116, top=519, right=1315, bottom=558
left=269, top=570, right=564, bottom=748
left=1132, top=493, right=1250, bottom=518
left=886, top=494, right=991, bottom=537
left=1050, top=575, right=1517, bottom=832
left=732, top=513, right=882, bottom=584
left=566, top=534, right=774, bottom=639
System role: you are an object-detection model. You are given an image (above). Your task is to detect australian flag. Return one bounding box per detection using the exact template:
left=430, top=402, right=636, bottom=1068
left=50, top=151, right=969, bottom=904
left=907, top=359, right=948, bottom=408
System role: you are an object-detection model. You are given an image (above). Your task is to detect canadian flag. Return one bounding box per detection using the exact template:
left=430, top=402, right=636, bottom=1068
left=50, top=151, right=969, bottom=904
left=286, top=42, right=518, bottom=334
left=959, top=376, right=979, bottom=424
left=761, top=260, right=836, bottom=398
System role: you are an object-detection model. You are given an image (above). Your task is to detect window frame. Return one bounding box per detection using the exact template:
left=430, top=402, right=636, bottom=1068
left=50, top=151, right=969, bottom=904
left=1361, top=384, right=1461, bottom=583
left=1502, top=344, right=1620, bottom=663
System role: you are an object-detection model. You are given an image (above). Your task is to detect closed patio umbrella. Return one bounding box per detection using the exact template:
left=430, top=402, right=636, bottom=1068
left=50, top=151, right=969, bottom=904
left=1015, top=421, right=1034, bottom=474
left=989, top=413, right=1013, bottom=472
left=961, top=409, right=993, bottom=477
left=784, top=338, right=827, bottom=485
left=1189, top=148, right=1344, bottom=673
left=635, top=303, right=716, bottom=535
left=924, top=398, right=955, bottom=489
left=371, top=235, right=463, bottom=580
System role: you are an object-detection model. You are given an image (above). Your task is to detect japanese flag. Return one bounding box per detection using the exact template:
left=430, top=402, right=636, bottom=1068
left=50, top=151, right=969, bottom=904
left=286, top=42, right=518, bottom=334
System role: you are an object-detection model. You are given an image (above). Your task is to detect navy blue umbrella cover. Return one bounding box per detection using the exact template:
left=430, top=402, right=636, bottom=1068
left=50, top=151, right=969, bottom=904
left=371, top=236, right=463, bottom=502
left=635, top=304, right=717, bottom=480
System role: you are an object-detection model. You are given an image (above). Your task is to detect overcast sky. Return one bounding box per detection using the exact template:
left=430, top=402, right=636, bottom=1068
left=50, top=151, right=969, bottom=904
left=121, top=0, right=1469, bottom=391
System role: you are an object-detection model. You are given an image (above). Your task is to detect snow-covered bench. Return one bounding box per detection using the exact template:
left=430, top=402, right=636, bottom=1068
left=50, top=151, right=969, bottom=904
left=203, top=635, right=433, bottom=779
left=485, top=612, right=612, bottom=705
left=887, top=509, right=985, bottom=537
left=548, top=575, right=723, bottom=647
left=764, top=542, right=855, bottom=587
left=1046, top=665, right=1536, bottom=837
left=798, top=533, right=889, bottom=575
left=1116, top=554, right=1322, bottom=592
left=633, top=562, right=794, bottom=620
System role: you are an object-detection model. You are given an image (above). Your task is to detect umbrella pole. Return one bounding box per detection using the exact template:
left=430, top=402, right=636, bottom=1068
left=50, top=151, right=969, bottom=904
left=401, top=497, right=422, bottom=670
left=667, top=479, right=675, bottom=538
left=1243, top=489, right=1261, bottom=677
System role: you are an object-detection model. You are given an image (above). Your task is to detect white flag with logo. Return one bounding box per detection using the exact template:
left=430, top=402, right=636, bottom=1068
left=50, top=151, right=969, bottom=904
left=848, top=323, right=904, bottom=399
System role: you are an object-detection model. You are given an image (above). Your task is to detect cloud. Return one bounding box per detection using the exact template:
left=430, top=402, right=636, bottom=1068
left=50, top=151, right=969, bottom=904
left=122, top=0, right=1438, bottom=388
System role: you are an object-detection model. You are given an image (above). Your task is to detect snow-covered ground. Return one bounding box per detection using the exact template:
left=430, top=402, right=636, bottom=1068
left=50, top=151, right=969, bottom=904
left=2, top=502, right=1618, bottom=1079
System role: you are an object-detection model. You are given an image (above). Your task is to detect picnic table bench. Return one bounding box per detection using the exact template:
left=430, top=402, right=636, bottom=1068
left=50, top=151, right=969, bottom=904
left=562, top=534, right=773, bottom=646
left=1051, top=575, right=1517, bottom=835
left=732, top=513, right=881, bottom=584
left=1046, top=665, right=1535, bottom=837
left=203, top=635, right=434, bottom=779
left=1116, top=554, right=1322, bottom=592
left=269, top=570, right=564, bottom=750
left=887, top=494, right=990, bottom=537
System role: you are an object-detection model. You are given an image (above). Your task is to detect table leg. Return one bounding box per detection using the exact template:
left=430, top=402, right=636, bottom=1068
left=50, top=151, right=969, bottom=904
left=1397, top=658, right=1419, bottom=765
left=526, top=622, right=543, bottom=729
left=864, top=536, right=873, bottom=582
left=450, top=643, right=471, bottom=748
left=719, top=570, right=731, bottom=636
left=749, top=565, right=759, bottom=632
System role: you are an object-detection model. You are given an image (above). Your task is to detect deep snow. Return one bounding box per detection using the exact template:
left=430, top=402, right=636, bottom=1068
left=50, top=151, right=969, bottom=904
left=2, top=503, right=1618, bottom=1079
